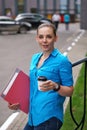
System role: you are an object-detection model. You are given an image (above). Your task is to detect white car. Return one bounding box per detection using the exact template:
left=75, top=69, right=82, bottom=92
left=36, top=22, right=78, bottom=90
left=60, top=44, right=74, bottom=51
left=0, top=16, right=32, bottom=34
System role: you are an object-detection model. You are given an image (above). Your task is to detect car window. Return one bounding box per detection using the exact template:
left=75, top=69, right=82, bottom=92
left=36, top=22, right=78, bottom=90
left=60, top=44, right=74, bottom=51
left=0, top=19, right=8, bottom=21
left=18, top=17, right=39, bottom=21
left=33, top=15, right=43, bottom=18
left=0, top=19, right=14, bottom=22
left=24, top=17, right=36, bottom=21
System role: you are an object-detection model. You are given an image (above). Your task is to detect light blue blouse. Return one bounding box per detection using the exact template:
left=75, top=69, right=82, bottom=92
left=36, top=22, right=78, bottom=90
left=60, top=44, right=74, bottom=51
left=28, top=48, right=73, bottom=126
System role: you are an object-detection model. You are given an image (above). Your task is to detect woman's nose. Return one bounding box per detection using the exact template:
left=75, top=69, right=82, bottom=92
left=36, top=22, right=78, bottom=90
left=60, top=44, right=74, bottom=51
left=43, top=37, right=47, bottom=42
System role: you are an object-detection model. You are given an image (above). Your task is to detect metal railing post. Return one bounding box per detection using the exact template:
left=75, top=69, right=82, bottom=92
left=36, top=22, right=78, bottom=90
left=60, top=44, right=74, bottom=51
left=70, top=57, right=87, bottom=130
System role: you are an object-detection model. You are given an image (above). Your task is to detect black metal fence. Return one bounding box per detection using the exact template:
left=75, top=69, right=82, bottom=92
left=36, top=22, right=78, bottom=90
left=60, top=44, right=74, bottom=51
left=70, top=58, right=87, bottom=130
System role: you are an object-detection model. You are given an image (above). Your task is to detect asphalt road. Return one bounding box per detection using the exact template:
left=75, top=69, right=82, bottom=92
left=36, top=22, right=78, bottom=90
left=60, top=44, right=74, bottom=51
left=0, top=23, right=80, bottom=126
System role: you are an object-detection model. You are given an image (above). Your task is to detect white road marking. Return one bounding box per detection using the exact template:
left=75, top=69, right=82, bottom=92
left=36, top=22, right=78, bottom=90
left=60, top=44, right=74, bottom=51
left=74, top=38, right=78, bottom=42
left=0, top=112, right=19, bottom=130
left=67, top=46, right=72, bottom=51
left=71, top=42, right=76, bottom=46
left=63, top=52, right=68, bottom=56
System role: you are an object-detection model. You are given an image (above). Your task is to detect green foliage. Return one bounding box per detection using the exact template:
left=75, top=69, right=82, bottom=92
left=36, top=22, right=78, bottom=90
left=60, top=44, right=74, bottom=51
left=61, top=63, right=87, bottom=130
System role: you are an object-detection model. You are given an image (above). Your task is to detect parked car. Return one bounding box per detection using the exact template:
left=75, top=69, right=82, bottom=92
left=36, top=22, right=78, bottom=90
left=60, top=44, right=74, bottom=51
left=15, top=13, right=52, bottom=29
left=15, top=13, right=44, bottom=19
left=0, top=16, right=32, bottom=34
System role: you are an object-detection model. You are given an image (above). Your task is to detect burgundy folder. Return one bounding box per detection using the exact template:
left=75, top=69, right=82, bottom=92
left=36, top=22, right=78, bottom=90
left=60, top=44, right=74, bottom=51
left=1, top=68, right=30, bottom=114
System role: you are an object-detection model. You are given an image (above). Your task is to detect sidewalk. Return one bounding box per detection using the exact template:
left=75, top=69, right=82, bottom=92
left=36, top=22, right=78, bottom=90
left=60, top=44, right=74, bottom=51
left=6, top=26, right=87, bottom=130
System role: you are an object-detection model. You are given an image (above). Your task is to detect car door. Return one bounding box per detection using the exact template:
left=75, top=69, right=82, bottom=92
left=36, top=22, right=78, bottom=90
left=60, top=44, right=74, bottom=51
left=0, top=18, right=20, bottom=32
left=20, top=16, right=40, bottom=28
left=4, top=19, right=20, bottom=32
left=0, top=19, right=8, bottom=31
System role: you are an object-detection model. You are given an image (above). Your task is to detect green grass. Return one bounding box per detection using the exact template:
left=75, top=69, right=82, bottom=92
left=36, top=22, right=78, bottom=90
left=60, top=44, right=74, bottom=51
left=61, top=63, right=87, bottom=130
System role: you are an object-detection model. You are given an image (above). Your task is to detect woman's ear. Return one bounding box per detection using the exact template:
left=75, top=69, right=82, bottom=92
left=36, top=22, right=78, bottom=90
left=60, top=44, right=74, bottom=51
left=55, top=35, right=58, bottom=42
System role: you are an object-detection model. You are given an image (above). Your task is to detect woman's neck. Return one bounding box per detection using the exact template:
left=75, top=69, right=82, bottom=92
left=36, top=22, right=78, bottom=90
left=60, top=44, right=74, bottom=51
left=42, top=48, right=54, bottom=58
left=42, top=52, right=50, bottom=58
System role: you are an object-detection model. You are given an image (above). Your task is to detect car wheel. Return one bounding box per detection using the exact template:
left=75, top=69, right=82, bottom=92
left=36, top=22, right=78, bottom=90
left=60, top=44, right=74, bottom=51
left=19, top=26, right=27, bottom=34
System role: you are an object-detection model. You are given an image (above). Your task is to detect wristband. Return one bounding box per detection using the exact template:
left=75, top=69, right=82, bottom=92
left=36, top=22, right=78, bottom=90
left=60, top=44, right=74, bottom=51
left=53, top=83, right=60, bottom=91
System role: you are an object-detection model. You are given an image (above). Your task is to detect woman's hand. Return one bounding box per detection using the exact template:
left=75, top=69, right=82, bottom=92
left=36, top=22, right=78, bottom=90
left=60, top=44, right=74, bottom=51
left=40, top=80, right=74, bottom=96
left=39, top=80, right=57, bottom=91
left=8, top=103, right=20, bottom=110
left=39, top=80, right=74, bottom=97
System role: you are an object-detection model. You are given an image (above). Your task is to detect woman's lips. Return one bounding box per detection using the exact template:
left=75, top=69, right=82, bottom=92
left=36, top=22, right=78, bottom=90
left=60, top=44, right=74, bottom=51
left=42, top=45, right=48, bottom=48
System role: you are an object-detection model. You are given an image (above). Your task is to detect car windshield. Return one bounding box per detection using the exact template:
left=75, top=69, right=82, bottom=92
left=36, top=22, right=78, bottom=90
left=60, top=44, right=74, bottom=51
left=15, top=15, right=41, bottom=21
left=16, top=13, right=44, bottom=19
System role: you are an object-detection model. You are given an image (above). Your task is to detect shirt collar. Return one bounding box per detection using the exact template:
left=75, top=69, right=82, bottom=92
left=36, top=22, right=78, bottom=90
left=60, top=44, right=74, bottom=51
left=38, top=48, right=59, bottom=59
left=50, top=48, right=59, bottom=57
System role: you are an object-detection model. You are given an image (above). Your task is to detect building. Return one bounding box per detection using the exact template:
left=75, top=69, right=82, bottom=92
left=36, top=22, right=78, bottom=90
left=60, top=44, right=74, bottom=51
left=80, top=0, right=87, bottom=29
left=0, top=0, right=37, bottom=18
left=0, top=0, right=80, bottom=22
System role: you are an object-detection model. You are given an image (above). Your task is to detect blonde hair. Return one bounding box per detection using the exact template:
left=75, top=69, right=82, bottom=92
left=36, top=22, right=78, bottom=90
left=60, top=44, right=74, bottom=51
left=37, top=23, right=56, bottom=36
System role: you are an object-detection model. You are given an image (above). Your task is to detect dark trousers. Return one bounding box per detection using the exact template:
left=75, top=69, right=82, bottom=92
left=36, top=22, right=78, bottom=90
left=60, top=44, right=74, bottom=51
left=24, top=117, right=62, bottom=130
left=65, top=22, right=69, bottom=30
left=53, top=22, right=59, bottom=31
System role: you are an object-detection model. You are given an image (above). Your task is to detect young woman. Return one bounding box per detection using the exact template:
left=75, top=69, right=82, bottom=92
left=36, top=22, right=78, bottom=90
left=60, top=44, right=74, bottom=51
left=8, top=23, right=74, bottom=130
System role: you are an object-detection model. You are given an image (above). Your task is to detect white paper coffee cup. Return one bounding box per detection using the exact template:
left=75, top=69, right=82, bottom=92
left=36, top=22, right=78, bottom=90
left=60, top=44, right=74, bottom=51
left=38, top=76, right=47, bottom=91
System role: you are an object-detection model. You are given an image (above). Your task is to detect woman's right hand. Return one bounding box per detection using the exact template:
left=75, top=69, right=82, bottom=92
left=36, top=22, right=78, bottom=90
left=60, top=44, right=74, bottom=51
left=8, top=103, right=20, bottom=110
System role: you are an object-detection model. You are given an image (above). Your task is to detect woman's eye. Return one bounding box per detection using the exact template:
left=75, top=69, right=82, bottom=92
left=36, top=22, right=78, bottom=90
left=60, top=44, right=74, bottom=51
left=47, top=35, right=52, bottom=39
left=38, top=35, right=52, bottom=39
left=38, top=35, right=43, bottom=39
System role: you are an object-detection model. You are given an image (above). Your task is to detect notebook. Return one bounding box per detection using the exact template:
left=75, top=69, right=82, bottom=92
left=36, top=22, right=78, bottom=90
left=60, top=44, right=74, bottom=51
left=1, top=68, right=30, bottom=114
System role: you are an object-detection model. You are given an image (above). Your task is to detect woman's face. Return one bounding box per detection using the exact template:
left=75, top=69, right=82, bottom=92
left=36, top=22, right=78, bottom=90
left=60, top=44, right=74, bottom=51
left=36, top=26, right=57, bottom=53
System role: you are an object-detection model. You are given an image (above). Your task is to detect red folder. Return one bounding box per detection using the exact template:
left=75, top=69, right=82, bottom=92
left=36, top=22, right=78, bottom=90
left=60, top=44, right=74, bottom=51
left=1, top=68, right=30, bottom=114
